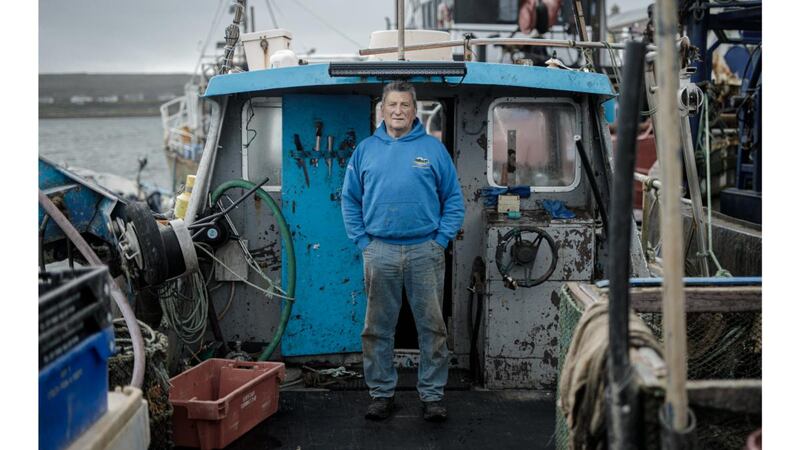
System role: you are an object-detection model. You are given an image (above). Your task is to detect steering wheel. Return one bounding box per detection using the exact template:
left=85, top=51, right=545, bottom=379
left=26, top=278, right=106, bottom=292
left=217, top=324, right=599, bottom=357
left=494, top=226, right=558, bottom=289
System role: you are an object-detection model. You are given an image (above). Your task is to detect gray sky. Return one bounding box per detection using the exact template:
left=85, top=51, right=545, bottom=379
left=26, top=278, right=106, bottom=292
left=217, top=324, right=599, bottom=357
left=39, top=0, right=651, bottom=74
left=39, top=0, right=395, bottom=73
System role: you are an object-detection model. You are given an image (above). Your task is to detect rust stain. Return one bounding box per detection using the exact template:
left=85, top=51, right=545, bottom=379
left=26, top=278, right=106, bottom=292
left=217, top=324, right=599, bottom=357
left=550, top=291, right=561, bottom=308
left=477, top=133, right=487, bottom=155
left=542, top=349, right=558, bottom=369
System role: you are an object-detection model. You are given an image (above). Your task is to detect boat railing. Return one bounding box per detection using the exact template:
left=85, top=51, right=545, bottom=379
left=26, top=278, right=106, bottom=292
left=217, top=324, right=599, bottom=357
left=160, top=96, right=202, bottom=156
left=359, top=36, right=658, bottom=60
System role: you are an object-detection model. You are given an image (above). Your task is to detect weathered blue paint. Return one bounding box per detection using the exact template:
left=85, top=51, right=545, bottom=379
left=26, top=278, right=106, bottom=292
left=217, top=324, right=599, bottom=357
left=38, top=157, right=122, bottom=244
left=280, top=94, right=372, bottom=356
left=204, top=62, right=614, bottom=98
left=602, top=98, right=617, bottom=124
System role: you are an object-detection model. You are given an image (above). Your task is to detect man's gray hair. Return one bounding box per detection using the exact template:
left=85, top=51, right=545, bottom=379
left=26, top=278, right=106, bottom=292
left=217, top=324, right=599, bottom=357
left=381, top=80, right=417, bottom=105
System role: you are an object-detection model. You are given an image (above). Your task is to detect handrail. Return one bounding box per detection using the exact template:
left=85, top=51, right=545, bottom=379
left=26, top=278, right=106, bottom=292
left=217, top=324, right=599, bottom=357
left=359, top=36, right=657, bottom=57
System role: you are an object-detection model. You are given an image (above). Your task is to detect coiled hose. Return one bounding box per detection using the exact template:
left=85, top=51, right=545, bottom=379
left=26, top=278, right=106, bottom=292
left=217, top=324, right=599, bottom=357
left=210, top=179, right=296, bottom=361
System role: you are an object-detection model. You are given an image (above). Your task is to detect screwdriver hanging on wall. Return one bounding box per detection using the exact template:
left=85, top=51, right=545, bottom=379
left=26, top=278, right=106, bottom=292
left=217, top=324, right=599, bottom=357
left=293, top=133, right=311, bottom=187
left=310, top=120, right=323, bottom=167
left=326, top=135, right=334, bottom=178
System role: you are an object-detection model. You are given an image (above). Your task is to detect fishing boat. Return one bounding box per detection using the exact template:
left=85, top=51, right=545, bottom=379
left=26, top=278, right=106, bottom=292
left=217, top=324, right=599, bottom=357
left=38, top=1, right=762, bottom=449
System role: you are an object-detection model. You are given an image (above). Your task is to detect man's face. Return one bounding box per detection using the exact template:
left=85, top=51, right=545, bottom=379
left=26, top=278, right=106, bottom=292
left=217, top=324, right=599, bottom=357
left=381, top=91, right=416, bottom=137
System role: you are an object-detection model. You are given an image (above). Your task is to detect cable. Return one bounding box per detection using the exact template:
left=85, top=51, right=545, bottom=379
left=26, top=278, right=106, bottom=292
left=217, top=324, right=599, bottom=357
left=244, top=99, right=257, bottom=148
left=158, top=272, right=209, bottom=345
left=698, top=92, right=731, bottom=277
left=39, top=214, right=50, bottom=272
left=291, top=0, right=365, bottom=49
left=194, top=243, right=291, bottom=300
left=218, top=282, right=236, bottom=320
left=265, top=0, right=279, bottom=28
left=191, top=0, right=227, bottom=85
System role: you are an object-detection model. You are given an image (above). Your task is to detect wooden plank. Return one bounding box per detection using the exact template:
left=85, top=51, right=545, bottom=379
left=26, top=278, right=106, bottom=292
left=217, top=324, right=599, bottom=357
left=565, top=282, right=601, bottom=311
left=654, top=0, right=690, bottom=430
left=686, top=380, right=762, bottom=414
left=628, top=286, right=762, bottom=313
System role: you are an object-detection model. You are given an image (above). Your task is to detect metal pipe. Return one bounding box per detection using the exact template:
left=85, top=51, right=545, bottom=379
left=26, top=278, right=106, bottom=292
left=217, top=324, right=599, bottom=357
left=359, top=37, right=657, bottom=56
left=397, top=0, right=405, bottom=61
left=186, top=98, right=226, bottom=225
left=38, top=190, right=145, bottom=388
left=575, top=136, right=609, bottom=238
left=679, top=112, right=710, bottom=277
left=607, top=40, right=647, bottom=450
left=654, top=0, right=691, bottom=439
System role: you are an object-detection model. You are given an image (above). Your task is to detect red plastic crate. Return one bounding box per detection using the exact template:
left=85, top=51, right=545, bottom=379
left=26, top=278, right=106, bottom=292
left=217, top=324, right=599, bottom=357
left=169, top=359, right=285, bottom=449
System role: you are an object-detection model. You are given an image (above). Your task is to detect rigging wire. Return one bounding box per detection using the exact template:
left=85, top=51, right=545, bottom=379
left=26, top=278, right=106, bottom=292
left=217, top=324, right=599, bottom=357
left=697, top=92, right=732, bottom=277
left=265, top=0, right=279, bottom=28
left=191, top=0, right=227, bottom=85
left=291, top=0, right=366, bottom=49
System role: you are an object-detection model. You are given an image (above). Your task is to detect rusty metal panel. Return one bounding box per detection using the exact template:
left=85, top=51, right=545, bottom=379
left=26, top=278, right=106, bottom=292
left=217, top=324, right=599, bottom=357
left=484, top=356, right=558, bottom=390
left=483, top=280, right=565, bottom=389
left=483, top=215, right=594, bottom=389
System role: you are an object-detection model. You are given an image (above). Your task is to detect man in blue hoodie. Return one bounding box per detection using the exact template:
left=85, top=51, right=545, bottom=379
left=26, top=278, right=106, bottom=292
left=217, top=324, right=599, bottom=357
left=342, top=81, right=465, bottom=422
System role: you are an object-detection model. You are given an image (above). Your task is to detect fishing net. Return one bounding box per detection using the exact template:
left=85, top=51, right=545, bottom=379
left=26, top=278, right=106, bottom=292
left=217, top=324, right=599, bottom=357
left=108, top=319, right=173, bottom=450
left=555, top=285, right=586, bottom=450
left=555, top=284, right=761, bottom=449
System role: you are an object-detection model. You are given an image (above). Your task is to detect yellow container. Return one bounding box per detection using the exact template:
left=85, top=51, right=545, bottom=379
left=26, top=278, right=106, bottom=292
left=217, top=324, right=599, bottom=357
left=174, top=174, right=196, bottom=219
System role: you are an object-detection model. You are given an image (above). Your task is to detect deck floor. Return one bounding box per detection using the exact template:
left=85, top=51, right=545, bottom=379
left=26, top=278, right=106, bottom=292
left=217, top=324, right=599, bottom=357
left=203, top=390, right=557, bottom=450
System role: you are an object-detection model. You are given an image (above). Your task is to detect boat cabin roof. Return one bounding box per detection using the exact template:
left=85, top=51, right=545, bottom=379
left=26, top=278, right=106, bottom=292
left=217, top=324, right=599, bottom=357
left=203, top=62, right=615, bottom=99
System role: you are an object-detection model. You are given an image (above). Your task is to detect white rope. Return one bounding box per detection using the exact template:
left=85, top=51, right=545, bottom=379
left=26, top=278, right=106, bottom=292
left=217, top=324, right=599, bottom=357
left=158, top=272, right=209, bottom=345
left=699, top=93, right=731, bottom=277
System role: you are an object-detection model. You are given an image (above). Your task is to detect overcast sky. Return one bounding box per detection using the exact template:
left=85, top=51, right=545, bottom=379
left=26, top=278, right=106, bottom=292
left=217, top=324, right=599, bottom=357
left=38, top=0, right=651, bottom=74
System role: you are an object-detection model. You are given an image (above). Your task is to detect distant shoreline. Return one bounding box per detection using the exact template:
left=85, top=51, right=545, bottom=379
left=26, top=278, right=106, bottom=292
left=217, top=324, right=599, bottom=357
left=39, top=73, right=191, bottom=119
left=39, top=104, right=163, bottom=119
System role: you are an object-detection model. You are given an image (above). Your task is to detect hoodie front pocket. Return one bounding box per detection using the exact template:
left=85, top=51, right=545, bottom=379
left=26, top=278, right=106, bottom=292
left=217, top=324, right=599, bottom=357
left=369, top=202, right=433, bottom=234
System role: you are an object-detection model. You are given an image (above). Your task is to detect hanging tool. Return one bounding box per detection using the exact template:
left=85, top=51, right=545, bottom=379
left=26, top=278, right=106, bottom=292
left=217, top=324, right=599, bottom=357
left=293, top=134, right=311, bottom=187
left=326, top=135, right=334, bottom=178
left=310, top=120, right=323, bottom=167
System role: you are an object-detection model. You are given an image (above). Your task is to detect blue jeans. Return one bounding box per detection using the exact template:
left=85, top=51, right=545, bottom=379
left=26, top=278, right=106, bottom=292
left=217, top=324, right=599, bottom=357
left=361, top=239, right=449, bottom=401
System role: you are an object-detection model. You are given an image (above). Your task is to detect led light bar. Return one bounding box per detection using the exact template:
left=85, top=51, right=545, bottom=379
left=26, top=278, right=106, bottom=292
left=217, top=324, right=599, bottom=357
left=328, top=61, right=467, bottom=78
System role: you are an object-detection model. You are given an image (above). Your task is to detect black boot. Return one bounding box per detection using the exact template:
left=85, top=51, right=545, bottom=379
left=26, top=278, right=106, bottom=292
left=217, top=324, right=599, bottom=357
left=365, top=396, right=395, bottom=420
left=422, top=400, right=447, bottom=422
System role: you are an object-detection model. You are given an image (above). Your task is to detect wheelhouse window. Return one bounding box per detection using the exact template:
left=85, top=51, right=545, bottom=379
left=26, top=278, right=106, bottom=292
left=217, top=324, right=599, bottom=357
left=488, top=98, right=580, bottom=191
left=241, top=97, right=282, bottom=191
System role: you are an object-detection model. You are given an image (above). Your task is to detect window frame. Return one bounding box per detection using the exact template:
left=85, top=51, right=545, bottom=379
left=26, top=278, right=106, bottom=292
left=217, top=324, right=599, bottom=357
left=486, top=97, right=582, bottom=192
left=241, top=96, right=282, bottom=192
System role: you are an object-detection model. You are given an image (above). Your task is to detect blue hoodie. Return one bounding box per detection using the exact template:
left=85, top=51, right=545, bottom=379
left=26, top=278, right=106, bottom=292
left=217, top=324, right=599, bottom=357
left=341, top=119, right=465, bottom=250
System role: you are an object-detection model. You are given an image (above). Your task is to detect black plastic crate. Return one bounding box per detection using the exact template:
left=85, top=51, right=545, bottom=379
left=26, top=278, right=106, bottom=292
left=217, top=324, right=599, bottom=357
left=39, top=266, right=112, bottom=368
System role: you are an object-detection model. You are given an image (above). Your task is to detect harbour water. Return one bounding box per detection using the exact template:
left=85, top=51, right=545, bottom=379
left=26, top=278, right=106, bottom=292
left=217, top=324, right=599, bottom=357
left=38, top=116, right=172, bottom=191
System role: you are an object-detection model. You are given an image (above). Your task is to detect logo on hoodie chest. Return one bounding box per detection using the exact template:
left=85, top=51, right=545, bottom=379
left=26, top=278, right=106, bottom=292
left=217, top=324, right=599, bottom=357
left=413, top=156, right=431, bottom=169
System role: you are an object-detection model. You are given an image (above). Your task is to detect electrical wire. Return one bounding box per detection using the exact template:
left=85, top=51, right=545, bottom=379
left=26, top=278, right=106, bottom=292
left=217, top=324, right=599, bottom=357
left=218, top=282, right=236, bottom=320
left=158, top=272, right=209, bottom=345
left=244, top=99, right=257, bottom=149
left=194, top=243, right=292, bottom=301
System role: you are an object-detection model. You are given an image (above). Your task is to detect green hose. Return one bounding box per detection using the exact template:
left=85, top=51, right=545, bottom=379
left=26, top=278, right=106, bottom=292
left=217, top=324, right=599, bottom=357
left=210, top=179, right=296, bottom=361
